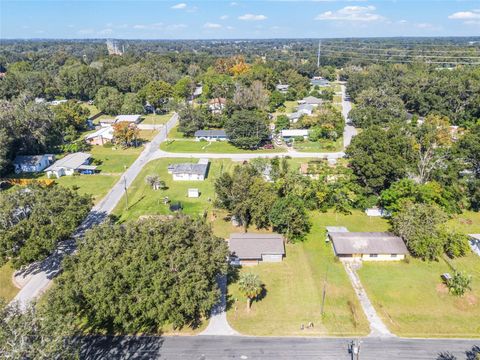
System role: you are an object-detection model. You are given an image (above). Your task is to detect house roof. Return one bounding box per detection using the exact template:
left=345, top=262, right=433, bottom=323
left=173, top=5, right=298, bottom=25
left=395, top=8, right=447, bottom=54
left=325, top=226, right=349, bottom=233
left=193, top=86, right=203, bottom=96
left=287, top=112, right=302, bottom=120
left=281, top=129, right=309, bottom=137
left=228, top=233, right=285, bottom=260
left=99, top=118, right=117, bottom=124
left=115, top=115, right=141, bottom=123
left=328, top=232, right=408, bottom=255
left=208, top=98, right=226, bottom=105
left=298, top=104, right=314, bottom=112
left=85, top=126, right=114, bottom=140
left=45, top=152, right=93, bottom=171
left=302, top=96, right=323, bottom=105
left=276, top=84, right=289, bottom=90
left=170, top=163, right=208, bottom=176
left=194, top=130, right=227, bottom=137
left=13, top=155, right=48, bottom=166
left=469, top=234, right=480, bottom=241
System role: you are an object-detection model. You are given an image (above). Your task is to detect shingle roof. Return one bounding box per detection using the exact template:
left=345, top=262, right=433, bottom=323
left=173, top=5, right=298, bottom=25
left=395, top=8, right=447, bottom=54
left=281, top=129, right=309, bottom=137
left=329, top=232, right=408, bottom=255
left=85, top=126, right=114, bottom=140
left=45, top=152, right=93, bottom=171
left=115, top=115, right=141, bottom=123
left=170, top=163, right=208, bottom=176
left=228, top=233, right=285, bottom=259
left=194, top=130, right=227, bottom=137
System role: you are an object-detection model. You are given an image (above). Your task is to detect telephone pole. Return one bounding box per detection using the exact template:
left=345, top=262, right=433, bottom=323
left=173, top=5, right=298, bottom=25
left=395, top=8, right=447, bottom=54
left=123, top=176, right=129, bottom=209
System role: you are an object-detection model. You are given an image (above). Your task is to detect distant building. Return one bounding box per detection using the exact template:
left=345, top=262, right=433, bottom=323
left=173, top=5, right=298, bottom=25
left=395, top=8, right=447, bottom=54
left=13, top=154, right=55, bottom=174
left=99, top=118, right=117, bottom=127
left=327, top=230, right=409, bottom=261
left=365, top=207, right=390, bottom=217
left=287, top=112, right=302, bottom=123
left=115, top=115, right=142, bottom=124
left=193, top=85, right=203, bottom=98
left=45, top=152, right=96, bottom=178
left=297, top=103, right=315, bottom=116
left=85, top=126, right=114, bottom=146
left=281, top=129, right=309, bottom=140
left=310, top=77, right=330, bottom=87
left=168, top=159, right=209, bottom=181
left=194, top=130, right=228, bottom=141
left=228, top=233, right=285, bottom=266
left=299, top=96, right=323, bottom=106
left=50, top=99, right=68, bottom=106
left=275, top=84, right=289, bottom=94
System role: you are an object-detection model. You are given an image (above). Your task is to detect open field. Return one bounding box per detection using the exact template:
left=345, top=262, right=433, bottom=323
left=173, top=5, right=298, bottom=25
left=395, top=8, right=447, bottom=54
left=226, top=211, right=383, bottom=336
left=0, top=262, right=19, bottom=302
left=160, top=139, right=285, bottom=154
left=141, top=112, right=173, bottom=125
left=293, top=138, right=343, bottom=152
left=55, top=174, right=119, bottom=204
left=113, top=158, right=236, bottom=222
left=167, top=126, right=186, bottom=139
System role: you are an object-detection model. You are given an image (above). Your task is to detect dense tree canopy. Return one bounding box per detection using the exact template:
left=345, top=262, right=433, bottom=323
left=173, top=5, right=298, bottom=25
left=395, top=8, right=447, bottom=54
left=43, top=217, right=228, bottom=333
left=225, top=110, right=269, bottom=149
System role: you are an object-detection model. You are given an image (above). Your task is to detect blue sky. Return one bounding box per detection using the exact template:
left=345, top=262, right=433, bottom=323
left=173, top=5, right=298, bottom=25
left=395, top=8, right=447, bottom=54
left=1, top=0, right=480, bottom=39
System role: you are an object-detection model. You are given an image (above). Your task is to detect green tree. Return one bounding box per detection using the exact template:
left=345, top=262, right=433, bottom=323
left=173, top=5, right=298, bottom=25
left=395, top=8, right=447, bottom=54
left=174, top=76, right=196, bottom=100
left=275, top=115, right=290, bottom=132
left=0, top=186, right=91, bottom=268
left=121, top=93, right=144, bottom=114
left=178, top=105, right=210, bottom=137
left=52, top=100, right=90, bottom=131
left=269, top=195, right=311, bottom=242
left=441, top=230, right=470, bottom=259
left=225, top=110, right=269, bottom=149
left=0, top=300, right=79, bottom=359
left=269, top=90, right=285, bottom=112
left=112, top=122, right=140, bottom=148
left=95, top=86, right=124, bottom=115
left=238, top=273, right=263, bottom=311
left=44, top=217, right=228, bottom=332
left=446, top=271, right=472, bottom=297
left=145, top=174, right=166, bottom=190
left=140, top=80, right=173, bottom=113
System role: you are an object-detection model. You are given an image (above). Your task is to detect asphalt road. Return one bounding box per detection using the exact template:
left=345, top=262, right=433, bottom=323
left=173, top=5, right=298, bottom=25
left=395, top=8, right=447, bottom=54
left=11, top=114, right=179, bottom=309
left=80, top=335, right=480, bottom=360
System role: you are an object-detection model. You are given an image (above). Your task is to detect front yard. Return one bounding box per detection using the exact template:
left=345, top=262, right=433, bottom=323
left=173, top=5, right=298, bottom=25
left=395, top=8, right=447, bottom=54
left=0, top=262, right=18, bottom=302
left=160, top=139, right=285, bottom=154
left=141, top=112, right=173, bottom=125
left=293, top=138, right=343, bottom=153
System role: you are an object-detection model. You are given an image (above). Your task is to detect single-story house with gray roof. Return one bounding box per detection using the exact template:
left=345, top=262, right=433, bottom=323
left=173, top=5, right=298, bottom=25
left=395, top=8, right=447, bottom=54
left=13, top=154, right=55, bottom=174
left=168, top=158, right=209, bottom=181
left=327, top=231, right=408, bottom=261
left=45, top=152, right=96, bottom=178
left=194, top=130, right=228, bottom=141
left=228, top=232, right=285, bottom=266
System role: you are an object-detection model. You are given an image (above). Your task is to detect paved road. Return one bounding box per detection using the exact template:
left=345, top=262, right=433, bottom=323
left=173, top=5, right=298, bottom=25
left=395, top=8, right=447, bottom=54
left=341, top=83, right=358, bottom=149
left=79, top=335, right=479, bottom=359
left=344, top=262, right=393, bottom=338
left=11, top=114, right=179, bottom=309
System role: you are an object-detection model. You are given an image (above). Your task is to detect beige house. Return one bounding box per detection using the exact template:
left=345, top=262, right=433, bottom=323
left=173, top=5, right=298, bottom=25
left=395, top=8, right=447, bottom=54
left=228, top=233, right=285, bottom=266
left=327, top=230, right=408, bottom=261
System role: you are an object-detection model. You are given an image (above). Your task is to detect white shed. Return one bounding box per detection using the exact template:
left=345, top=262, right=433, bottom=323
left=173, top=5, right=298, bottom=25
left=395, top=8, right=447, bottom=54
left=188, top=188, right=199, bottom=198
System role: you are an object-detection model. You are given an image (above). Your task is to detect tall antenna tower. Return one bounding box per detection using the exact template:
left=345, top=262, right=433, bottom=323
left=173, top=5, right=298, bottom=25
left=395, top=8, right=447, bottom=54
left=106, top=39, right=123, bottom=56
left=317, top=40, right=321, bottom=68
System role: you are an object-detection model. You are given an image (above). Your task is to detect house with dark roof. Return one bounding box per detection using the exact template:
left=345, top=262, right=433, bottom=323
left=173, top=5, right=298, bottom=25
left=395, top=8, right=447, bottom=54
left=194, top=130, right=228, bottom=142
left=13, top=154, right=55, bottom=174
left=327, top=230, right=409, bottom=261
left=310, top=77, right=330, bottom=87
left=167, top=158, right=209, bottom=181
left=228, top=233, right=285, bottom=266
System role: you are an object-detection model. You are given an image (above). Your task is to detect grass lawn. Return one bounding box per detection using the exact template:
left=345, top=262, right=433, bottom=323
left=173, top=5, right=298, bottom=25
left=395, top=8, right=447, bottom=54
left=226, top=211, right=384, bottom=336
left=167, top=126, right=186, bottom=139
left=55, top=174, right=119, bottom=204
left=90, top=145, right=142, bottom=173
left=160, top=139, right=285, bottom=154
left=293, top=138, right=343, bottom=153
left=0, top=262, right=19, bottom=302
left=113, top=158, right=235, bottom=222
left=272, top=100, right=297, bottom=118
left=141, top=112, right=173, bottom=125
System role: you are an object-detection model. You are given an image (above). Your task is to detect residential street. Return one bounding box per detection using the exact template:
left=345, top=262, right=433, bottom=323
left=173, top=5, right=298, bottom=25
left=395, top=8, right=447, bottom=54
left=11, top=114, right=179, bottom=309
left=79, top=335, right=479, bottom=359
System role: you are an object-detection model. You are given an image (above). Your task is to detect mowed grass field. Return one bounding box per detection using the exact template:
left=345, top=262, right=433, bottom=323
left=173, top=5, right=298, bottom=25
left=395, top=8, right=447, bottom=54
left=141, top=112, right=173, bottom=125
left=293, top=138, right=343, bottom=153
left=113, top=158, right=236, bottom=222
left=0, top=262, right=19, bottom=302
left=357, top=210, right=480, bottom=337
left=226, top=210, right=390, bottom=336
left=160, top=139, right=285, bottom=154
left=54, top=174, right=119, bottom=204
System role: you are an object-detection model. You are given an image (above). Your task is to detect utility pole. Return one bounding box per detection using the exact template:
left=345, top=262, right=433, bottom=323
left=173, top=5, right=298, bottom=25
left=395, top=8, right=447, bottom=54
left=123, top=176, right=129, bottom=209
left=320, top=263, right=329, bottom=316
left=317, top=40, right=321, bottom=68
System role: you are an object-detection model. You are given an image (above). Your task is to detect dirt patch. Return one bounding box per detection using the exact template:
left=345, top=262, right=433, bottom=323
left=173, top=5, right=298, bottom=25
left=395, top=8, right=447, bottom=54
left=436, top=283, right=449, bottom=294
left=454, top=293, right=478, bottom=311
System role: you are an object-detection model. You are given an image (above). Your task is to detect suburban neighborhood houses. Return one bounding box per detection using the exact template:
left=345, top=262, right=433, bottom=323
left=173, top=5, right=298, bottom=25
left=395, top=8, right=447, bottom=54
left=1, top=14, right=480, bottom=359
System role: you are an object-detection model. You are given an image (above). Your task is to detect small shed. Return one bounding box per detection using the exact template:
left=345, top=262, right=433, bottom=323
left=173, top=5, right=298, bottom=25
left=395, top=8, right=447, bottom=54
left=188, top=188, right=199, bottom=198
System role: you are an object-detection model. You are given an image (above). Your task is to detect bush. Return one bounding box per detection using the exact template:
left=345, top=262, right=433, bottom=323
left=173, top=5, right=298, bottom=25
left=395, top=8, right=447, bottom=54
left=447, top=271, right=472, bottom=296
left=442, top=230, right=470, bottom=258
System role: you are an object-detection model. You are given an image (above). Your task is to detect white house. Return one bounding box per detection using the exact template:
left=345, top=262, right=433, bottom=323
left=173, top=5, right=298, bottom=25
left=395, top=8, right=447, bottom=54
left=194, top=130, right=228, bottom=141
left=297, top=104, right=314, bottom=116
left=85, top=126, right=114, bottom=146
left=301, top=96, right=323, bottom=106
left=208, top=98, right=226, bottom=114
left=310, top=77, right=330, bottom=87
left=281, top=129, right=309, bottom=140
left=188, top=188, right=200, bottom=198
left=99, top=118, right=117, bottom=127
left=168, top=159, right=209, bottom=181
left=228, top=233, right=285, bottom=266
left=45, top=152, right=96, bottom=178
left=115, top=115, right=142, bottom=124
left=275, top=84, right=289, bottom=94
left=13, top=154, right=55, bottom=174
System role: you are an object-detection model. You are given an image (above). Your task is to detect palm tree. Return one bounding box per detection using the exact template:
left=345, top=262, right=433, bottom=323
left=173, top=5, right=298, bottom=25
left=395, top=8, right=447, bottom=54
left=145, top=175, right=166, bottom=190
left=238, top=273, right=263, bottom=311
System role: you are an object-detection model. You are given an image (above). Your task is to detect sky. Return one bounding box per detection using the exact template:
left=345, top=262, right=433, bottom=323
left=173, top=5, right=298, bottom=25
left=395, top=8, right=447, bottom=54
left=1, top=0, right=480, bottom=39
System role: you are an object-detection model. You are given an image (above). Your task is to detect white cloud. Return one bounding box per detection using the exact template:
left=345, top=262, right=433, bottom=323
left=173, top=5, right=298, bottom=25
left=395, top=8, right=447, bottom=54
left=171, top=3, right=187, bottom=9
left=204, top=22, right=222, bottom=29
left=133, top=23, right=163, bottom=30
left=220, top=15, right=229, bottom=20
left=238, top=13, right=267, bottom=21
left=226, top=26, right=235, bottom=30
left=448, top=10, right=480, bottom=20
left=230, top=2, right=238, bottom=6
left=315, top=5, right=383, bottom=22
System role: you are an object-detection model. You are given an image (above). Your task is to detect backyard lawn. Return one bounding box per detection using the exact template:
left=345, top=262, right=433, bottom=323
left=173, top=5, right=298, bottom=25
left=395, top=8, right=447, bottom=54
left=0, top=262, right=19, bottom=302
left=293, top=138, right=343, bottom=153
left=226, top=210, right=389, bottom=336
left=113, top=158, right=235, bottom=222
left=160, top=139, right=285, bottom=154
left=141, top=112, right=173, bottom=125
